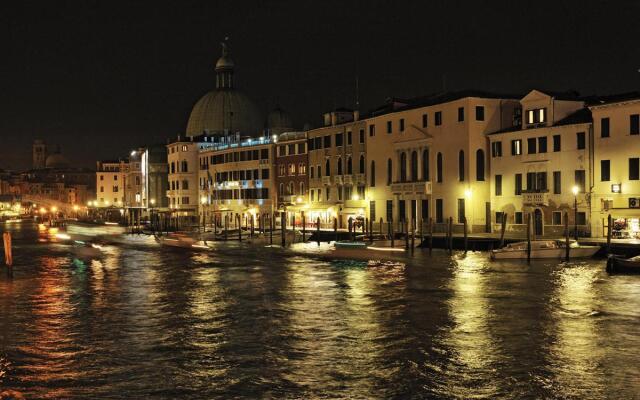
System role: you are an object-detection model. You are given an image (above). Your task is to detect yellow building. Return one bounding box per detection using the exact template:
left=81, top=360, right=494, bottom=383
left=366, top=91, right=519, bottom=233
left=95, top=160, right=127, bottom=207
left=306, top=109, right=367, bottom=228
left=489, top=90, right=592, bottom=237
left=590, top=94, right=640, bottom=238
left=166, top=137, right=200, bottom=217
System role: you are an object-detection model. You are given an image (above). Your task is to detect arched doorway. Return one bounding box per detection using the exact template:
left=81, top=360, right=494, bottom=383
left=534, top=209, right=543, bottom=236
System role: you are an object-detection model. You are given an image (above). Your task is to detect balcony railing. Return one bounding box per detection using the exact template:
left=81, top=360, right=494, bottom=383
left=343, top=175, right=353, bottom=185
left=334, top=175, right=344, bottom=185
left=522, top=191, right=549, bottom=205
left=391, top=181, right=432, bottom=194
left=322, top=176, right=331, bottom=186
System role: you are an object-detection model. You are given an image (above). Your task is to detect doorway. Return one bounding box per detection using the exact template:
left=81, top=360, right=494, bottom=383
left=534, top=209, right=543, bottom=236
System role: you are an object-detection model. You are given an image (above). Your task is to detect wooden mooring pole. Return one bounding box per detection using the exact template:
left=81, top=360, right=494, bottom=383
left=428, top=217, right=433, bottom=255
left=564, top=211, right=570, bottom=262
left=526, top=213, right=532, bottom=263
left=463, top=216, right=468, bottom=253
left=606, top=214, right=612, bottom=255
left=302, top=212, right=306, bottom=242
left=499, top=213, right=507, bottom=249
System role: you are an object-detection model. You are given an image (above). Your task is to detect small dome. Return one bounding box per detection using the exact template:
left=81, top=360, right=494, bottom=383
left=186, top=90, right=264, bottom=137
left=45, top=153, right=69, bottom=169
left=267, top=106, right=294, bottom=132
left=215, top=55, right=234, bottom=70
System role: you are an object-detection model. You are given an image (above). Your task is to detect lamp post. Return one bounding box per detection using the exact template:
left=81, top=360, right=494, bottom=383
left=572, top=185, right=579, bottom=240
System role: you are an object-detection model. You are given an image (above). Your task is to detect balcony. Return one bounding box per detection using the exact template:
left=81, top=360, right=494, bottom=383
left=343, top=175, right=353, bottom=185
left=355, top=174, right=366, bottom=185
left=322, top=176, right=332, bottom=186
left=334, top=175, right=344, bottom=185
left=523, top=191, right=549, bottom=206
left=391, top=181, right=432, bottom=195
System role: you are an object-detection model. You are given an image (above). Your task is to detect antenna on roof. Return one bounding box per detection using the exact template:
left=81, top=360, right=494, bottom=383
left=355, top=75, right=360, bottom=110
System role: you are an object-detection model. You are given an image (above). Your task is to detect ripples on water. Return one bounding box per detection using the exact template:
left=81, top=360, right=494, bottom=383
left=0, top=223, right=639, bottom=399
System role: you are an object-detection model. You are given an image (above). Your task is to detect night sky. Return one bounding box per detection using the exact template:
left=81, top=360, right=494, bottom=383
left=1, top=0, right=638, bottom=170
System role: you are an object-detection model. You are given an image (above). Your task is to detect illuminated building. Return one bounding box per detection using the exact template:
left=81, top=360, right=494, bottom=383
left=488, top=90, right=593, bottom=236
left=306, top=109, right=367, bottom=227
left=590, top=93, right=640, bottom=238
left=274, top=131, right=308, bottom=222
left=366, top=91, right=520, bottom=233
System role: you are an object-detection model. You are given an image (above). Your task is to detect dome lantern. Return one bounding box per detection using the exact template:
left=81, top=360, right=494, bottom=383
left=215, top=39, right=234, bottom=89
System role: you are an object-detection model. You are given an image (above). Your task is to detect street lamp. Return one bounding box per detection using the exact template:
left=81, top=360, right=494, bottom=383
left=572, top=185, right=579, bottom=240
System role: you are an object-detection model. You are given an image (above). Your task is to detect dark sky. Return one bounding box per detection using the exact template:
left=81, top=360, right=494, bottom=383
left=1, top=0, right=638, bottom=170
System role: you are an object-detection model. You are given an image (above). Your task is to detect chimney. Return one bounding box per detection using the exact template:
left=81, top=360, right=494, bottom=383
left=353, top=110, right=360, bottom=121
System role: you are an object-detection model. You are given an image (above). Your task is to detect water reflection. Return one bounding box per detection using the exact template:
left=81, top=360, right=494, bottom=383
left=549, top=264, right=606, bottom=399
left=436, top=252, right=501, bottom=398
left=0, top=226, right=639, bottom=398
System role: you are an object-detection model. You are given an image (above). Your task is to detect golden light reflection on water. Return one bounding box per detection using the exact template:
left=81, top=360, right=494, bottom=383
left=549, top=264, right=605, bottom=399
left=16, top=255, right=81, bottom=398
left=281, top=257, right=391, bottom=392
left=440, top=252, right=501, bottom=398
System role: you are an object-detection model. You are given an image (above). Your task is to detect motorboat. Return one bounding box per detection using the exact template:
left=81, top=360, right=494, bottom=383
left=606, top=255, right=640, bottom=274
left=155, top=232, right=207, bottom=250
left=334, top=240, right=368, bottom=249
left=490, top=240, right=599, bottom=260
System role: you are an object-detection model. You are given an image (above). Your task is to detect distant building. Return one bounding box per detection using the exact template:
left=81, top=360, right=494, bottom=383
left=32, top=139, right=48, bottom=170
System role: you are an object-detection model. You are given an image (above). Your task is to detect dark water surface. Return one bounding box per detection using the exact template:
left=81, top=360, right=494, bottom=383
left=0, top=223, right=639, bottom=399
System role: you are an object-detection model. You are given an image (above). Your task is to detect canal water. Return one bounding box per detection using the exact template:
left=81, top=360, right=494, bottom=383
left=0, top=223, right=639, bottom=399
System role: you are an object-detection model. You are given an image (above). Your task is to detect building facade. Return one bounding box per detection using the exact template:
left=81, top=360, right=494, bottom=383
left=274, top=131, right=308, bottom=220
left=366, top=92, right=520, bottom=233
left=590, top=95, right=640, bottom=238
left=306, top=109, right=367, bottom=228
left=489, top=90, right=592, bottom=237
left=200, top=135, right=275, bottom=226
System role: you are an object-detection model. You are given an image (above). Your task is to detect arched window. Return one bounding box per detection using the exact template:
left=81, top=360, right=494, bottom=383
left=317, top=165, right=321, bottom=178
left=300, top=182, right=305, bottom=195
left=436, top=152, right=443, bottom=183
left=370, top=161, right=376, bottom=187
left=422, top=149, right=430, bottom=181
left=279, top=183, right=284, bottom=196
left=359, top=155, right=365, bottom=174
left=347, top=157, right=352, bottom=175
left=181, top=160, right=188, bottom=172
left=411, top=151, right=418, bottom=181
left=337, top=157, right=343, bottom=175
left=476, top=149, right=485, bottom=181
left=325, top=159, right=331, bottom=176
left=400, top=152, right=407, bottom=182
left=288, top=182, right=294, bottom=195
left=458, top=150, right=465, bottom=182
left=387, top=158, right=393, bottom=185
left=171, top=162, right=175, bottom=174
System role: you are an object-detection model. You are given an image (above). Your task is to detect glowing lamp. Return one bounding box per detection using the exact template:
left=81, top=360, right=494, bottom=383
left=611, top=184, right=621, bottom=193
left=571, top=186, right=579, bottom=196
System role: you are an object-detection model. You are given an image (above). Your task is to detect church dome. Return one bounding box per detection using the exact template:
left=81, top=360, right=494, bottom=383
left=267, top=106, right=294, bottom=133
left=185, top=40, right=264, bottom=137
left=186, top=90, right=264, bottom=136
left=45, top=153, right=69, bottom=169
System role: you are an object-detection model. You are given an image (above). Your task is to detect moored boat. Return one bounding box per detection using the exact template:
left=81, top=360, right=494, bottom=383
left=490, top=240, right=599, bottom=260
left=334, top=240, right=368, bottom=249
left=606, top=255, right=640, bottom=274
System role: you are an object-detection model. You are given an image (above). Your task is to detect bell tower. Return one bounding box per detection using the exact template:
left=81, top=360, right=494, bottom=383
left=32, top=139, right=47, bottom=170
